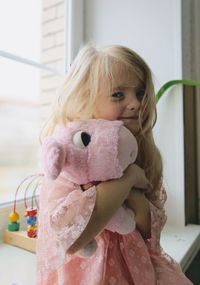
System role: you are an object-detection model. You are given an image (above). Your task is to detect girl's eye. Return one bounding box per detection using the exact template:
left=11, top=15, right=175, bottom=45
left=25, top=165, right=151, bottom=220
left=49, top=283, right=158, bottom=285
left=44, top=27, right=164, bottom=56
left=111, top=91, right=124, bottom=99
left=136, top=89, right=145, bottom=101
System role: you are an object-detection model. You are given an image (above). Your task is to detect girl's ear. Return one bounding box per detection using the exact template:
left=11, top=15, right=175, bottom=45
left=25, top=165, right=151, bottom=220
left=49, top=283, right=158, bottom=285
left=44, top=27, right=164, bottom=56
left=42, top=138, right=66, bottom=180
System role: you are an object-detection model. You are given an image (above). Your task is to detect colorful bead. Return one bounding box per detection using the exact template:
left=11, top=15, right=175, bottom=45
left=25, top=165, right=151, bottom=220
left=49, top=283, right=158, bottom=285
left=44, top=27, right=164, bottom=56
left=27, top=225, right=37, bottom=230
left=8, top=222, right=20, bottom=231
left=27, top=229, right=37, bottom=238
left=26, top=216, right=37, bottom=225
left=8, top=211, right=20, bottom=232
left=8, top=211, right=20, bottom=222
left=26, top=207, right=37, bottom=217
left=26, top=207, right=37, bottom=238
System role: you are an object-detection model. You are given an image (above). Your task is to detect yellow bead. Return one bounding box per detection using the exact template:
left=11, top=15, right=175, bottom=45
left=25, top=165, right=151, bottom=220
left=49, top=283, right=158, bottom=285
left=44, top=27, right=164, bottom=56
left=8, top=211, right=20, bottom=222
left=28, top=225, right=37, bottom=230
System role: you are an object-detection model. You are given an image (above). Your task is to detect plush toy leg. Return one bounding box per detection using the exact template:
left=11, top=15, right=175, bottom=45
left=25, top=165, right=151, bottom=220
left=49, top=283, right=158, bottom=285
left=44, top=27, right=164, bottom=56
left=106, top=205, right=136, bottom=234
left=75, top=239, right=97, bottom=258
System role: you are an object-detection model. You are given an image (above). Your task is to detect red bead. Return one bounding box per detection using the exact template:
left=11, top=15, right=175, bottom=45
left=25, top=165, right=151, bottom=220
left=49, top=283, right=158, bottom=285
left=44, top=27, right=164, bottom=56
left=27, top=229, right=37, bottom=238
left=26, top=207, right=37, bottom=217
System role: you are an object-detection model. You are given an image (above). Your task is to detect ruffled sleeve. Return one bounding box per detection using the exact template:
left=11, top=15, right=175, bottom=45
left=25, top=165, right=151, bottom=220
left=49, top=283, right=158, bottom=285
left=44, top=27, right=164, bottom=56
left=37, top=173, right=96, bottom=274
left=145, top=178, right=167, bottom=251
left=49, top=183, right=96, bottom=252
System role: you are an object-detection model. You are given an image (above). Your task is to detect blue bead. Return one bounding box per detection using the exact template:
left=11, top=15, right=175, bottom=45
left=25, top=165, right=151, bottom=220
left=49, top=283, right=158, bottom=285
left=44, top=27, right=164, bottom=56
left=26, top=216, right=37, bottom=225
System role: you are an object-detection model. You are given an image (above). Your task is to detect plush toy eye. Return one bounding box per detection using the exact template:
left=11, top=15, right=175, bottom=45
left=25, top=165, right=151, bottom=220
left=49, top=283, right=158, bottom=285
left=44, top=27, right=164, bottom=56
left=73, top=131, right=91, bottom=148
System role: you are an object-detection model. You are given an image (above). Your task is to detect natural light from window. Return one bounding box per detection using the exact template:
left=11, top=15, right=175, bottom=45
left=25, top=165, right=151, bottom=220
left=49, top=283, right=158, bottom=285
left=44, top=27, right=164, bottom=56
left=0, top=0, right=42, bottom=204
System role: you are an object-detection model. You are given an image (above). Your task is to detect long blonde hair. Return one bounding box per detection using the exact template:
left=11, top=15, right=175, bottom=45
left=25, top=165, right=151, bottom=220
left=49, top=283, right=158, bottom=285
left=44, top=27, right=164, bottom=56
left=41, top=43, right=163, bottom=191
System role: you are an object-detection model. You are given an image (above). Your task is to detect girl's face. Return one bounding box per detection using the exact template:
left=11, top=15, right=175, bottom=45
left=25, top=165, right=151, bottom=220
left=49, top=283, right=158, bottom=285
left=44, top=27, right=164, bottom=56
left=92, top=66, right=145, bottom=134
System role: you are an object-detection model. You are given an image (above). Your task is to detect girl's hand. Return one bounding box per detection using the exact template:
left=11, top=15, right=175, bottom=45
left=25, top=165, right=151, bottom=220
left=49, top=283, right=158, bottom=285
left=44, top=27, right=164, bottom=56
left=125, top=188, right=151, bottom=239
left=124, top=163, right=151, bottom=191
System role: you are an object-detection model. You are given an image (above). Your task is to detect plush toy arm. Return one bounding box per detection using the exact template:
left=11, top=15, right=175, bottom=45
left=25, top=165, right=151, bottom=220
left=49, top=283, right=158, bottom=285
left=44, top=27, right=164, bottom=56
left=42, top=137, right=65, bottom=180
left=105, top=204, right=136, bottom=234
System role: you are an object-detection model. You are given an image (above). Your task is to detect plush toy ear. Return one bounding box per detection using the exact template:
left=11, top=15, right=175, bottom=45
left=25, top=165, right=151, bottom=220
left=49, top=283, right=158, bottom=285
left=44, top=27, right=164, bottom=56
left=42, top=138, right=65, bottom=180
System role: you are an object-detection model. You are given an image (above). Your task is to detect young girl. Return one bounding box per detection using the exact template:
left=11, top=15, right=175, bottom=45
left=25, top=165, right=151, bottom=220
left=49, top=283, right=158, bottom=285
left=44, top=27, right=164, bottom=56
left=36, top=44, right=193, bottom=284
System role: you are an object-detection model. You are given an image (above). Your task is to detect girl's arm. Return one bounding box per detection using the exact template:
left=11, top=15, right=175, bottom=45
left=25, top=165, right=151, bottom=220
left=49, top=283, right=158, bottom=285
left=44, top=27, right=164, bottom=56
left=125, top=189, right=151, bottom=239
left=67, top=164, right=150, bottom=254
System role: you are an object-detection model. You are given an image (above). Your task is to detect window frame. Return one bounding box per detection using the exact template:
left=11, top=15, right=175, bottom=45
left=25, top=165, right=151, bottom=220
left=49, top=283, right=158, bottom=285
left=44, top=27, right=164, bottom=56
left=64, top=0, right=84, bottom=72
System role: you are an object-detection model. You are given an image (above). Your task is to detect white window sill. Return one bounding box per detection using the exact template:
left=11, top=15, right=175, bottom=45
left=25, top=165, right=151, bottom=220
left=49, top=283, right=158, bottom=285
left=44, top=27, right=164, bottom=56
left=0, top=224, right=200, bottom=285
left=0, top=242, right=36, bottom=285
left=161, top=223, right=200, bottom=272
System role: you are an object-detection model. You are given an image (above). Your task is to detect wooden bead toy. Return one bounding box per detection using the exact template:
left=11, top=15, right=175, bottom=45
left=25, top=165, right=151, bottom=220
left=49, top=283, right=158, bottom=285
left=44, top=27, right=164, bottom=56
left=8, top=174, right=42, bottom=238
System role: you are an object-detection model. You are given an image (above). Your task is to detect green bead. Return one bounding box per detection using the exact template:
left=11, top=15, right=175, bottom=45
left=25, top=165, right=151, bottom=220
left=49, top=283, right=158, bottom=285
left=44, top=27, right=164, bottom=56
left=8, top=222, right=20, bottom=231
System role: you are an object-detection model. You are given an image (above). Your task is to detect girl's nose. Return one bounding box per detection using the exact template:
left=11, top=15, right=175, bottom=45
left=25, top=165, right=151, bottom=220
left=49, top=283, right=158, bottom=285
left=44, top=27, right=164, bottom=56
left=126, top=95, right=140, bottom=111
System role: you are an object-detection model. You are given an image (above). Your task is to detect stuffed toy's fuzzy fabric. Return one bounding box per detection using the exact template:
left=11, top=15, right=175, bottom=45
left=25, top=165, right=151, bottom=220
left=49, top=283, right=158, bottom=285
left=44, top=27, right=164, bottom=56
left=42, top=119, right=138, bottom=258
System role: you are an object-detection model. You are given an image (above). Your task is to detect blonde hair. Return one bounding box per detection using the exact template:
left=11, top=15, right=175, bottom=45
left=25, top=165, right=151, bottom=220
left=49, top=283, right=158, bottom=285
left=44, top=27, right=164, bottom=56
left=41, top=43, right=163, bottom=191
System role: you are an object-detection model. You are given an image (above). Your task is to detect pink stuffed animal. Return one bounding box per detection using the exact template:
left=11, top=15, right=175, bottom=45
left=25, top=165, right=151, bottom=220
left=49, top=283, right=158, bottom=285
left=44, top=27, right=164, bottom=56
left=42, top=119, right=138, bottom=258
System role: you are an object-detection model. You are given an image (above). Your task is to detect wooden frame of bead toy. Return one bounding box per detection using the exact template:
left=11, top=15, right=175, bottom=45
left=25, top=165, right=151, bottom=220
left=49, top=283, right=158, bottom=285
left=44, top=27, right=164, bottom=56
left=3, top=174, right=43, bottom=253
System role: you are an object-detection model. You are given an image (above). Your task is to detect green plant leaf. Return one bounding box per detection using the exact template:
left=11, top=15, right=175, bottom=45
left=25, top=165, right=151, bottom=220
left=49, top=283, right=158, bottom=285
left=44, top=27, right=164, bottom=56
left=156, top=80, right=200, bottom=103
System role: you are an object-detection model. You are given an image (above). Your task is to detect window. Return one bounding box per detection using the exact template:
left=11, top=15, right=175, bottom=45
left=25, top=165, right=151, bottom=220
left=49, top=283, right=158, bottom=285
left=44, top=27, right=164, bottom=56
left=0, top=0, right=65, bottom=204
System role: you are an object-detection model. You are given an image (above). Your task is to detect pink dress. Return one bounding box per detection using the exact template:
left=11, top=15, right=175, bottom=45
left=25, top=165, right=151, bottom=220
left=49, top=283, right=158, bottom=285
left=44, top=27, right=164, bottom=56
left=36, top=174, right=193, bottom=285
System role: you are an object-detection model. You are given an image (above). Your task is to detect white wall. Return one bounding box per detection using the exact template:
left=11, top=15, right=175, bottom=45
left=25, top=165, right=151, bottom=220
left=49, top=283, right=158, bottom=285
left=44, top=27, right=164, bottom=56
left=83, top=0, right=184, bottom=226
